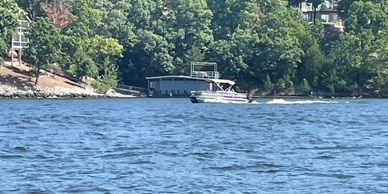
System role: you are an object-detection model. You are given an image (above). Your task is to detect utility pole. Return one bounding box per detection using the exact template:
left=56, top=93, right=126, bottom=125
left=18, top=22, right=22, bottom=66
left=11, top=37, right=14, bottom=67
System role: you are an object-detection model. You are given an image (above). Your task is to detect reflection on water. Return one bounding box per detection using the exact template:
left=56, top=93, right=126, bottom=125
left=0, top=98, right=388, bottom=193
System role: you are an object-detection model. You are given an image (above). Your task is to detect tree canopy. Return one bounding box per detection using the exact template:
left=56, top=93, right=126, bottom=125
left=0, top=0, right=22, bottom=55
left=0, top=0, right=387, bottom=96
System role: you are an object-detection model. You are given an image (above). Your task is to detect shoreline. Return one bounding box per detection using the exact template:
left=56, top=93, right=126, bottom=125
left=0, top=62, right=137, bottom=99
left=1, top=93, right=387, bottom=99
left=0, top=86, right=138, bottom=99
left=1, top=62, right=386, bottom=100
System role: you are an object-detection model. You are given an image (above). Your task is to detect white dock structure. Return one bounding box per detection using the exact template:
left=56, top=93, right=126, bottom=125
left=11, top=17, right=30, bottom=67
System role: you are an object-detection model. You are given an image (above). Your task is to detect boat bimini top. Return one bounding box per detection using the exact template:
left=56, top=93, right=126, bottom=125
left=206, top=79, right=236, bottom=92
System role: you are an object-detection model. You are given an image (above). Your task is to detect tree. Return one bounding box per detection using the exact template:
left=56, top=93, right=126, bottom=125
left=89, top=36, right=123, bottom=92
left=60, top=34, right=123, bottom=91
left=72, top=48, right=98, bottom=83
left=337, top=0, right=355, bottom=19
left=121, top=30, right=173, bottom=86
left=264, top=74, right=274, bottom=92
left=296, top=24, right=325, bottom=89
left=119, top=0, right=214, bottom=86
left=0, top=0, right=22, bottom=55
left=207, top=28, right=259, bottom=81
left=257, top=0, right=288, bottom=14
left=65, top=0, right=104, bottom=38
left=207, top=0, right=260, bottom=85
left=25, top=17, right=62, bottom=85
left=288, top=0, right=305, bottom=7
left=208, top=0, right=259, bottom=40
left=89, top=35, right=123, bottom=72
left=253, top=6, right=305, bottom=92
left=327, top=0, right=388, bottom=95
left=165, top=0, right=214, bottom=74
left=15, top=0, right=45, bottom=19
left=343, top=1, right=388, bottom=34
left=302, top=78, right=311, bottom=93
left=14, top=0, right=388, bottom=97
left=65, top=0, right=136, bottom=46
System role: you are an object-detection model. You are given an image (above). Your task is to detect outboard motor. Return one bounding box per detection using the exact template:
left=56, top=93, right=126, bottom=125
left=247, top=94, right=253, bottom=103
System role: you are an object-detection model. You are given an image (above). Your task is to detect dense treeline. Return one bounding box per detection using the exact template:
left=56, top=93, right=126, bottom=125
left=1, top=0, right=388, bottom=96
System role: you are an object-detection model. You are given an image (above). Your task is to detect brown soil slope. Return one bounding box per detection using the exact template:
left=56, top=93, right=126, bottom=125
left=0, top=61, right=134, bottom=98
left=0, top=62, right=83, bottom=89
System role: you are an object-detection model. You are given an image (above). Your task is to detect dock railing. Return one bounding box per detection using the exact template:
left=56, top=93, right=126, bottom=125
left=117, top=84, right=147, bottom=92
left=191, top=71, right=219, bottom=79
left=190, top=62, right=219, bottom=79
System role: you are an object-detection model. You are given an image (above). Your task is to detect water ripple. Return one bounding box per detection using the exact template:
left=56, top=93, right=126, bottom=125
left=0, top=98, right=388, bottom=193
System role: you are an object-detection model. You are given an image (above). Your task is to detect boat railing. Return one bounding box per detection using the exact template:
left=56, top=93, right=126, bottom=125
left=190, top=71, right=219, bottom=79
left=196, top=90, right=245, bottom=96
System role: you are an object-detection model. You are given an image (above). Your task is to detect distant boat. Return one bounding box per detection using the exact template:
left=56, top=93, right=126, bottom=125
left=190, top=79, right=254, bottom=104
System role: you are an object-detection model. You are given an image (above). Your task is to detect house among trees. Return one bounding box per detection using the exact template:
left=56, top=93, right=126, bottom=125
left=300, top=0, right=344, bottom=31
left=301, top=0, right=339, bottom=23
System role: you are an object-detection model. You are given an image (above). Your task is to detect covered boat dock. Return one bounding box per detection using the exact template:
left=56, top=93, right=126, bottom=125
left=145, top=62, right=221, bottom=97
left=145, top=75, right=211, bottom=97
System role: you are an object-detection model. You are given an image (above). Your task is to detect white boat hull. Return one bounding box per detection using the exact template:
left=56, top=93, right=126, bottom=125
left=190, top=91, right=253, bottom=104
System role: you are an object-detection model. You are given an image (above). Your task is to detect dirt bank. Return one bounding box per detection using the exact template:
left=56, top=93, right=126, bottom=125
left=0, top=61, right=135, bottom=98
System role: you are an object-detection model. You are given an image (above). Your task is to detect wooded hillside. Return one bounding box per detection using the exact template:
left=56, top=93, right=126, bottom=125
left=1, top=0, right=388, bottom=96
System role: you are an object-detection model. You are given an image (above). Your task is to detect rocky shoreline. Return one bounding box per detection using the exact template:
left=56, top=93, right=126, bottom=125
left=0, top=84, right=136, bottom=99
left=0, top=62, right=138, bottom=99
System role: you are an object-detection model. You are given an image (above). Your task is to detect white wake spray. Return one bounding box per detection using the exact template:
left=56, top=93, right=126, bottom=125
left=267, top=99, right=338, bottom=105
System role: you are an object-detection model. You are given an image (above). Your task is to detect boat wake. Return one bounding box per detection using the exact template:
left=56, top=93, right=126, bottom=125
left=267, top=99, right=338, bottom=105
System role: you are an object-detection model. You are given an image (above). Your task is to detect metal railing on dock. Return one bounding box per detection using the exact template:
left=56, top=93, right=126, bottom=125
left=117, top=84, right=147, bottom=92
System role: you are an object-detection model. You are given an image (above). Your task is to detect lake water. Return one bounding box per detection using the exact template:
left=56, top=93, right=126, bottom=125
left=0, top=98, right=388, bottom=193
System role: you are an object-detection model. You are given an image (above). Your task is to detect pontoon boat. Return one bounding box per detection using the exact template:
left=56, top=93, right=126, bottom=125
left=190, top=79, right=254, bottom=104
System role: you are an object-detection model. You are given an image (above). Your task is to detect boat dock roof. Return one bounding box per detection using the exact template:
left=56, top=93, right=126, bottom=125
left=146, top=76, right=235, bottom=85
left=145, top=75, right=208, bottom=80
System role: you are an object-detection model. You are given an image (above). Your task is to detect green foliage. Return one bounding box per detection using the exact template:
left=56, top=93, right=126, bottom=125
left=25, top=17, right=62, bottom=85
left=0, top=0, right=386, bottom=97
left=15, top=0, right=45, bottom=19
left=344, top=1, right=388, bottom=34
left=73, top=50, right=98, bottom=82
left=264, top=74, right=274, bottom=92
left=246, top=5, right=305, bottom=93
left=208, top=0, right=260, bottom=40
left=90, top=36, right=123, bottom=58
left=302, top=78, right=311, bottom=93
left=95, top=67, right=119, bottom=94
left=325, top=0, right=388, bottom=95
left=288, top=0, right=305, bottom=7
left=0, top=0, right=22, bottom=55
left=276, top=78, right=286, bottom=92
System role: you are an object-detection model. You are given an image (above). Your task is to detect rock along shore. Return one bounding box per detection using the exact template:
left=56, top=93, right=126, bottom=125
left=0, top=85, right=103, bottom=99
left=0, top=62, right=136, bottom=99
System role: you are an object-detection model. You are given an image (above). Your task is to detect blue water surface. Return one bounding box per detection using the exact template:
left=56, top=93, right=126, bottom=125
left=0, top=98, right=388, bottom=193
